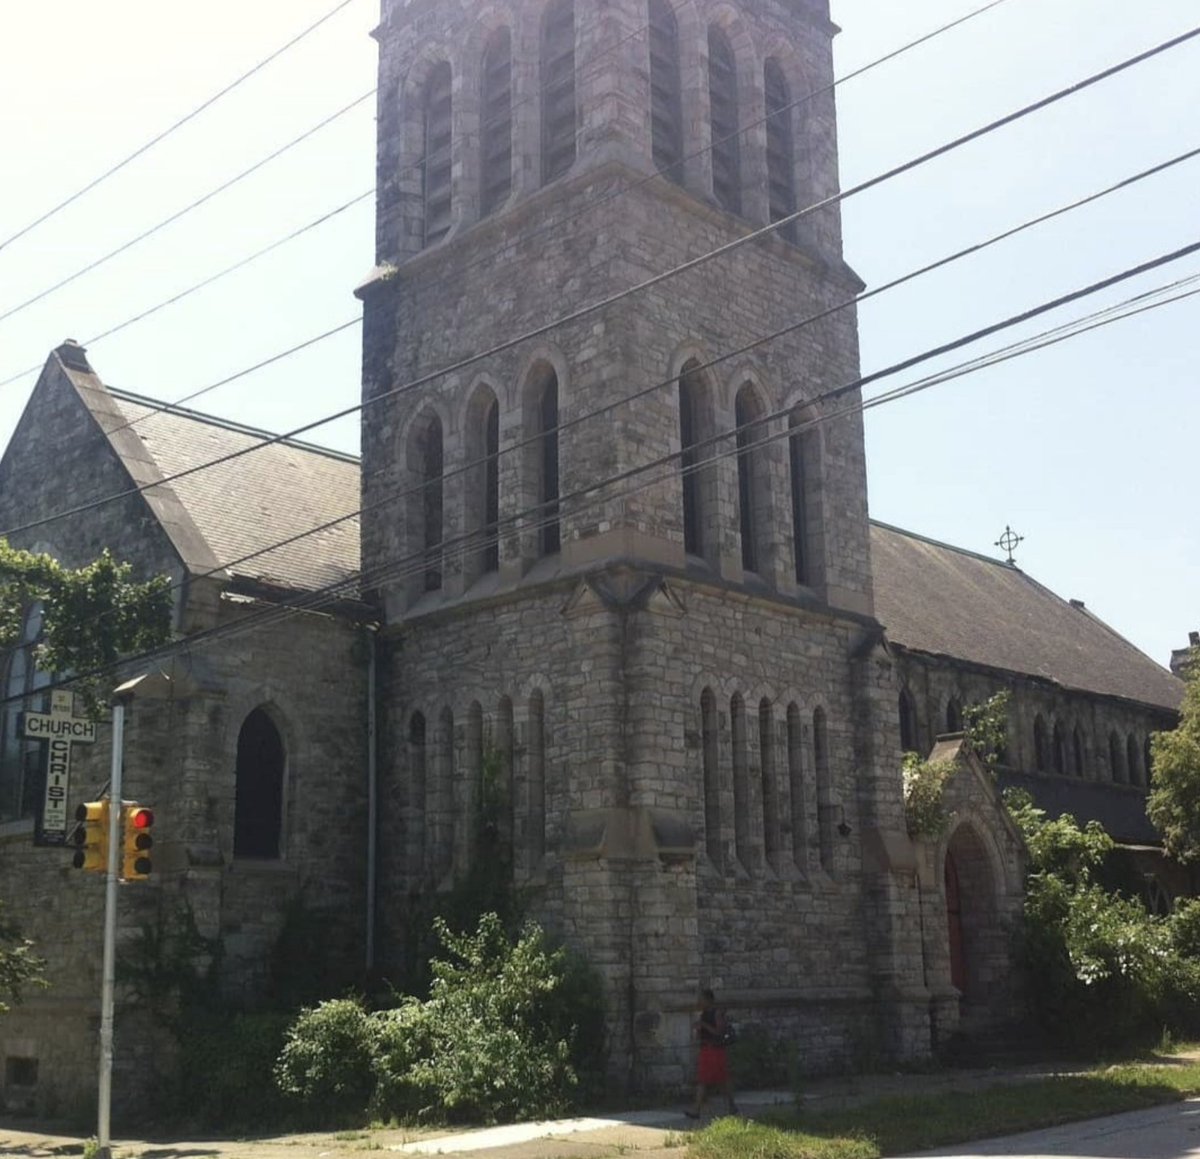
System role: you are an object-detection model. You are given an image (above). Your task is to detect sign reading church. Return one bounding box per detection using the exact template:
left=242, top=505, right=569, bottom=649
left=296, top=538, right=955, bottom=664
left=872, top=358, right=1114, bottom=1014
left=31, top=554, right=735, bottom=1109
left=20, top=690, right=96, bottom=846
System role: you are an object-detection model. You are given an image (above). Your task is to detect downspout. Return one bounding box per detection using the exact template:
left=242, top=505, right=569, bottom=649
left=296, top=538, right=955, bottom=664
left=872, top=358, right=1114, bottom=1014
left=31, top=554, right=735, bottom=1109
left=366, top=626, right=378, bottom=975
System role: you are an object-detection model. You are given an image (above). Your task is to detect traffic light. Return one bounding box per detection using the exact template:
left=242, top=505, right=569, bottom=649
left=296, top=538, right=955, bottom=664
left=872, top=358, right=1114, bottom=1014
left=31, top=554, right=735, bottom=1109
left=72, top=800, right=110, bottom=873
left=120, top=804, right=154, bottom=881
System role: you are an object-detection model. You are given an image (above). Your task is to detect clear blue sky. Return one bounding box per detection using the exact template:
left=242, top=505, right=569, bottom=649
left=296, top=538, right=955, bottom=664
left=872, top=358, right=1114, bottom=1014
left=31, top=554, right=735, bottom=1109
left=0, top=0, right=1195, bottom=668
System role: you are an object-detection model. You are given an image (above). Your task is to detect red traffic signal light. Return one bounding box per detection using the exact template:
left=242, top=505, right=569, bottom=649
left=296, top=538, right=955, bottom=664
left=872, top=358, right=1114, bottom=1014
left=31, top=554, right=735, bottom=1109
left=120, top=803, right=154, bottom=881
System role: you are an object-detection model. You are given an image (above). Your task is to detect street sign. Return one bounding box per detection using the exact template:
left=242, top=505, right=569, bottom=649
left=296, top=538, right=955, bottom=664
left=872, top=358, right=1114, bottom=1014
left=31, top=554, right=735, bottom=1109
left=20, top=690, right=98, bottom=846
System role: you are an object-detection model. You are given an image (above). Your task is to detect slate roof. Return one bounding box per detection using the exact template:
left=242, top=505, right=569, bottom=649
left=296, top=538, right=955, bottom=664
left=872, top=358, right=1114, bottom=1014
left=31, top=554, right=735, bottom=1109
left=104, top=388, right=361, bottom=594
left=871, top=521, right=1183, bottom=713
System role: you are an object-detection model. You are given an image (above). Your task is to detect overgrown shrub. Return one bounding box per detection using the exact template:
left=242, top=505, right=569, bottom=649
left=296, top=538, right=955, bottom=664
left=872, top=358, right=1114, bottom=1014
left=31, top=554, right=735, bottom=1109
left=275, top=998, right=380, bottom=1122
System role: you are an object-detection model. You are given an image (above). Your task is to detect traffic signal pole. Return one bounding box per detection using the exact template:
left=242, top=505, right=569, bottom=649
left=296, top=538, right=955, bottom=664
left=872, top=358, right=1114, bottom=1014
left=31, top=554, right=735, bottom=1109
left=96, top=695, right=126, bottom=1159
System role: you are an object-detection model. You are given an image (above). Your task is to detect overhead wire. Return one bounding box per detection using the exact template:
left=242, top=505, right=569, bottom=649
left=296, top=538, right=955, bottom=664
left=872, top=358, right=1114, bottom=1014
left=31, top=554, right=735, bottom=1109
left=0, top=0, right=366, bottom=256
left=5, top=22, right=1197, bottom=541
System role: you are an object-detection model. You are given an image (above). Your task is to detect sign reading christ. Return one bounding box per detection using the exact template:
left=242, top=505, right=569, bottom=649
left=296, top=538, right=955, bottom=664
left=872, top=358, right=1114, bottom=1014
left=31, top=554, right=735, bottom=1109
left=20, top=689, right=97, bottom=846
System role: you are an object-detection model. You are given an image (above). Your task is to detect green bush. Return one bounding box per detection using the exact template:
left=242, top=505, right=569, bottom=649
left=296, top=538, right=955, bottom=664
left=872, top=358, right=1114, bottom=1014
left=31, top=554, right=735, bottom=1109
left=275, top=998, right=380, bottom=1121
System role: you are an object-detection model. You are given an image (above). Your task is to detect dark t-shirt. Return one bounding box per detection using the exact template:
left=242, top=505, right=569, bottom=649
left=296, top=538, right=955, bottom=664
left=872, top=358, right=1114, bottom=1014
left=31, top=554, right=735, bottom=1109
left=698, top=1007, right=723, bottom=1047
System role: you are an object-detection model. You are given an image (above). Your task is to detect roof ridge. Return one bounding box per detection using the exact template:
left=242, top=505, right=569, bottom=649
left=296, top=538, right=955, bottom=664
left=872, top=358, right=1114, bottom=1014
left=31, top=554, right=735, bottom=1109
left=107, top=385, right=362, bottom=465
left=869, top=518, right=1015, bottom=570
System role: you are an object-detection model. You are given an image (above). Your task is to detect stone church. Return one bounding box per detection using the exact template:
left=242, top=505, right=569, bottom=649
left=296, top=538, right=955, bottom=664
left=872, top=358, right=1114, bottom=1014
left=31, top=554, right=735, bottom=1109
left=0, top=0, right=1184, bottom=1117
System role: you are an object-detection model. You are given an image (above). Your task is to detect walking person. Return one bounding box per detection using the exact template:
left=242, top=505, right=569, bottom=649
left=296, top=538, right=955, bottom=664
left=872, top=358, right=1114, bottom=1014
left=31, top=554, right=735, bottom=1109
left=685, top=987, right=738, bottom=1119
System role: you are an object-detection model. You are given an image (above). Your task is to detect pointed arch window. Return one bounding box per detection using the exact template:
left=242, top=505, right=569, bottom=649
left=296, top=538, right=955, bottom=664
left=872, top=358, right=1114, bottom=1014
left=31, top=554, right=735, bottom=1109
left=679, top=362, right=716, bottom=561
left=480, top=28, right=513, bottom=216
left=529, top=690, right=546, bottom=865
left=466, top=387, right=500, bottom=581
left=234, top=708, right=285, bottom=860
left=1053, top=721, right=1067, bottom=776
left=1073, top=725, right=1086, bottom=777
left=898, top=688, right=917, bottom=753
left=813, top=707, right=833, bottom=872
left=436, top=707, right=455, bottom=879
left=946, top=698, right=962, bottom=734
left=1109, top=730, right=1125, bottom=783
left=1127, top=734, right=1143, bottom=787
left=759, top=699, right=779, bottom=861
left=788, top=409, right=822, bottom=588
left=701, top=688, right=721, bottom=866
left=497, top=696, right=516, bottom=862
left=765, top=60, right=796, bottom=242
left=786, top=703, right=806, bottom=869
left=708, top=26, right=741, bottom=213
left=648, top=0, right=683, bottom=180
left=422, top=61, right=453, bottom=246
left=0, top=603, right=50, bottom=823
left=537, top=372, right=561, bottom=556
left=407, top=410, right=444, bottom=593
left=734, top=384, right=769, bottom=575
left=1032, top=715, right=1049, bottom=772
left=731, top=693, right=750, bottom=869
left=541, top=0, right=576, bottom=184
left=466, top=701, right=484, bottom=863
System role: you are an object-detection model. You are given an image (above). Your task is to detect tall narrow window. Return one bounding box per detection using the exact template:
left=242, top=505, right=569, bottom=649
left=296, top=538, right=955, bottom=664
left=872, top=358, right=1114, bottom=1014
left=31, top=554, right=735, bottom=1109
left=735, top=384, right=768, bottom=575
left=1109, top=730, right=1125, bottom=783
left=409, top=711, right=427, bottom=876
left=234, top=708, right=285, bottom=860
left=498, top=697, right=515, bottom=860
left=813, top=707, right=832, bottom=872
left=467, top=386, right=500, bottom=582
left=541, top=0, right=576, bottom=184
left=1032, top=715, right=1049, bottom=772
left=1053, top=721, right=1067, bottom=776
left=946, top=698, right=963, bottom=734
left=538, top=372, right=561, bottom=556
left=764, top=60, right=796, bottom=242
left=731, top=694, right=751, bottom=869
left=436, top=707, right=455, bottom=879
left=701, top=688, right=721, bottom=866
left=898, top=689, right=917, bottom=753
left=1127, top=734, right=1142, bottom=787
left=480, top=28, right=513, bottom=216
left=422, top=62, right=453, bottom=246
left=467, top=701, right=484, bottom=862
left=708, top=26, right=741, bottom=213
left=788, top=410, right=822, bottom=588
left=649, top=0, right=683, bottom=179
left=529, top=690, right=546, bottom=865
left=787, top=703, right=806, bottom=869
left=413, top=412, right=444, bottom=592
left=1073, top=724, right=1086, bottom=777
left=678, top=363, right=715, bottom=559
left=759, top=699, right=779, bottom=862
left=0, top=604, right=50, bottom=823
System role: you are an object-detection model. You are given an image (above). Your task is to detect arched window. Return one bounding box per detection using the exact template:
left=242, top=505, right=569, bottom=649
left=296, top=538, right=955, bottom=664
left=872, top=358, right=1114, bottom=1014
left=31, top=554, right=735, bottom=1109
left=788, top=409, right=822, bottom=588
left=764, top=60, right=796, bottom=243
left=678, top=362, right=717, bottom=562
left=648, top=0, right=683, bottom=180
left=731, top=694, right=751, bottom=869
left=529, top=690, right=546, bottom=864
left=408, top=711, right=427, bottom=875
left=1109, top=730, right=1125, bottom=783
left=1053, top=721, right=1067, bottom=776
left=498, top=696, right=515, bottom=858
left=734, top=384, right=769, bottom=575
left=234, top=708, right=285, bottom=859
left=541, top=0, right=576, bottom=183
left=480, top=28, right=513, bottom=216
left=1073, top=724, right=1086, bottom=777
left=813, top=707, right=833, bottom=871
left=759, top=699, right=779, bottom=861
left=466, top=701, right=484, bottom=862
left=1127, top=734, right=1142, bottom=787
left=466, top=386, right=500, bottom=582
left=1033, top=715, right=1048, bottom=773
left=407, top=410, right=444, bottom=593
left=0, top=604, right=50, bottom=823
left=422, top=62, right=453, bottom=246
left=898, top=688, right=918, bottom=753
left=946, top=698, right=963, bottom=734
left=786, top=702, right=806, bottom=869
left=436, top=707, right=455, bottom=879
left=707, top=26, right=741, bottom=213
left=536, top=371, right=560, bottom=556
left=701, top=688, right=721, bottom=865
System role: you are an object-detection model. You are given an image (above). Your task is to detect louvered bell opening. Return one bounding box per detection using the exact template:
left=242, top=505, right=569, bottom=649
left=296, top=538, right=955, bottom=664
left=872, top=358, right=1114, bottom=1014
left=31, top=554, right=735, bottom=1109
left=765, top=62, right=796, bottom=242
left=649, top=0, right=682, bottom=179
left=423, top=62, right=453, bottom=246
left=481, top=29, right=513, bottom=216
left=541, top=1, right=576, bottom=184
left=708, top=29, right=740, bottom=215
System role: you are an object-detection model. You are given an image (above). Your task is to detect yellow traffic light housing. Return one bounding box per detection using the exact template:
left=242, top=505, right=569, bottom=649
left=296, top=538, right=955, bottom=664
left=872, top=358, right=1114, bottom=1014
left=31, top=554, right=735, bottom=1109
left=120, top=804, right=154, bottom=881
left=72, top=800, right=110, bottom=873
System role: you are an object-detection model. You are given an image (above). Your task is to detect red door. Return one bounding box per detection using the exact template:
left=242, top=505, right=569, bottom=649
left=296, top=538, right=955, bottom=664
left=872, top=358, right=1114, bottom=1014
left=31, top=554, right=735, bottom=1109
left=945, top=852, right=966, bottom=992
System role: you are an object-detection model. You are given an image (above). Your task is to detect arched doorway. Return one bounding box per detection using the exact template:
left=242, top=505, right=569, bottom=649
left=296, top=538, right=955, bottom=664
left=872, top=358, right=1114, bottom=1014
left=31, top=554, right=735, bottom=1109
left=945, top=852, right=965, bottom=992
left=943, top=824, right=998, bottom=1006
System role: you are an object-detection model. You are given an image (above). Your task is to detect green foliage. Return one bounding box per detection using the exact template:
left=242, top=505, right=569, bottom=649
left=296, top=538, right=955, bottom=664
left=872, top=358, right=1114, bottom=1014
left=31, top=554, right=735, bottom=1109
left=1148, top=650, right=1200, bottom=861
left=117, top=900, right=221, bottom=1021
left=0, top=539, right=172, bottom=714
left=901, top=754, right=958, bottom=837
left=962, top=690, right=1011, bottom=771
left=0, top=899, right=48, bottom=1014
left=276, top=913, right=607, bottom=1126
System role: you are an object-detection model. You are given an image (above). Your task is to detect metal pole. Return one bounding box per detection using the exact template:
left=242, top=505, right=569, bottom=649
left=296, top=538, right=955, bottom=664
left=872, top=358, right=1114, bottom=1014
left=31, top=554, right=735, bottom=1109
left=365, top=628, right=377, bottom=973
left=97, top=697, right=126, bottom=1159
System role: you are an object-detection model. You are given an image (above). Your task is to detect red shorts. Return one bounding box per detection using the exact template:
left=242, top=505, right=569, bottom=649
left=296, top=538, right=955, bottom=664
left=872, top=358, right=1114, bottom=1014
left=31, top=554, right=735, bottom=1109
left=698, top=1043, right=728, bottom=1086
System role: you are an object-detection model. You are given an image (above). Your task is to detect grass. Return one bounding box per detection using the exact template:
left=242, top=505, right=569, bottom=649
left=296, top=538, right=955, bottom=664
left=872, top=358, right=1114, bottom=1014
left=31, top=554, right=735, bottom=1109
left=689, top=1060, right=1200, bottom=1159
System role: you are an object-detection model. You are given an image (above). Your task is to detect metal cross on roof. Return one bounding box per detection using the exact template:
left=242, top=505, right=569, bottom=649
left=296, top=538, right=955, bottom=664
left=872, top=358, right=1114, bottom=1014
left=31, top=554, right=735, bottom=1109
left=995, top=524, right=1024, bottom=565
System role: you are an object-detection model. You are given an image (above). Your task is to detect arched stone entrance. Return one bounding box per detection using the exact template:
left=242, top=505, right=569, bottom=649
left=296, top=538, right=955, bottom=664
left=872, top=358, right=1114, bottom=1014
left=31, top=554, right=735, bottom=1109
left=943, top=824, right=1001, bottom=1013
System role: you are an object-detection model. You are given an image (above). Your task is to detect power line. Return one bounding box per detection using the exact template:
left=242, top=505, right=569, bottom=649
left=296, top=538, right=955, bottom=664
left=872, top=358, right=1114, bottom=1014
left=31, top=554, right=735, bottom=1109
left=0, top=0, right=366, bottom=256
left=0, top=0, right=1008, bottom=387
left=5, top=252, right=1196, bottom=712
left=6, top=23, right=1195, bottom=541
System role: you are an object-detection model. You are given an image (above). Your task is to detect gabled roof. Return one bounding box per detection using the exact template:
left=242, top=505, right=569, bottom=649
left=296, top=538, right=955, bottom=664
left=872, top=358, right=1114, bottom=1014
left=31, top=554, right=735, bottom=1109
left=870, top=521, right=1183, bottom=713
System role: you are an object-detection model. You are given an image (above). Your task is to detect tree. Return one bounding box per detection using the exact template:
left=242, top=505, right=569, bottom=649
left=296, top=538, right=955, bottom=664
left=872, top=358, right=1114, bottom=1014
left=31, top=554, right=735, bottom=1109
left=0, top=900, right=47, bottom=1013
left=1148, top=648, right=1200, bottom=862
left=0, top=538, right=173, bottom=714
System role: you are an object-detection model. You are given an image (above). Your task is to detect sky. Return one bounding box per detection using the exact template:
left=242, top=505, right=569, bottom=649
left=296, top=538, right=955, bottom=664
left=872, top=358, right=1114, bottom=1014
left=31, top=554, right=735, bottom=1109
left=0, top=0, right=1196, bottom=670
